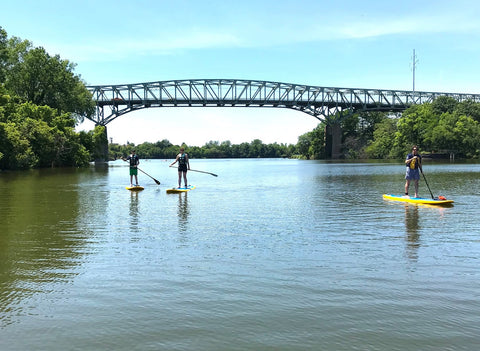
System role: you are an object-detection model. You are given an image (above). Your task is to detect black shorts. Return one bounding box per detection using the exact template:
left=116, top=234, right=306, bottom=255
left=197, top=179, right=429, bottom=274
left=178, top=164, right=187, bottom=172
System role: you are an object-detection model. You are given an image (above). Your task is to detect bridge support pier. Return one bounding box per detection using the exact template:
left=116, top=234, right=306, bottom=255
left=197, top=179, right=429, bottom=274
left=94, top=125, right=109, bottom=163
left=325, top=123, right=342, bottom=159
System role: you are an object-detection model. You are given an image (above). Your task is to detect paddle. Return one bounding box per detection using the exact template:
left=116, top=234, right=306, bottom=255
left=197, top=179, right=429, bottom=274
left=169, top=166, right=218, bottom=177
left=420, top=168, right=435, bottom=199
left=122, top=159, right=161, bottom=185
left=137, top=167, right=161, bottom=185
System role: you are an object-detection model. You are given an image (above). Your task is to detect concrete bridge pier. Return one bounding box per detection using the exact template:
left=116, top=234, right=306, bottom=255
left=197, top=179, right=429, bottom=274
left=325, top=123, right=342, bottom=159
left=94, top=125, right=109, bottom=163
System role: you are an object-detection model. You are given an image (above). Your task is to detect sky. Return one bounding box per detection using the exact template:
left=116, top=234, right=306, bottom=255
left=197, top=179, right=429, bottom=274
left=2, top=0, right=480, bottom=146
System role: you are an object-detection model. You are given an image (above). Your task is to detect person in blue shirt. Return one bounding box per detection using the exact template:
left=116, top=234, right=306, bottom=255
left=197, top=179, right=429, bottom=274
left=404, top=146, right=422, bottom=198
left=170, top=147, right=190, bottom=188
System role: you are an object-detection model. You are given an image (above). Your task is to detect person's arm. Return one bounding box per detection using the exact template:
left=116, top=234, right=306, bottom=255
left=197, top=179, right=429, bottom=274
left=405, top=153, right=419, bottom=165
left=170, top=155, right=179, bottom=167
left=186, top=154, right=190, bottom=170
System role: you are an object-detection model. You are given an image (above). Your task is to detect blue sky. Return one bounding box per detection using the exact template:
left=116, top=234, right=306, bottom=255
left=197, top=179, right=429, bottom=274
left=2, top=0, right=480, bottom=146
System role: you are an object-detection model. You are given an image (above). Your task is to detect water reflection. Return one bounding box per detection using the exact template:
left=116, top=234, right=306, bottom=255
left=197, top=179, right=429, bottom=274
left=404, top=204, right=420, bottom=261
left=177, top=193, right=190, bottom=233
left=129, top=191, right=140, bottom=233
left=0, top=169, right=87, bottom=327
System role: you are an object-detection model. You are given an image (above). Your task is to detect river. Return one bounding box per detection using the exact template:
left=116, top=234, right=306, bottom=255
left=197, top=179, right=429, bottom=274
left=1, top=159, right=479, bottom=350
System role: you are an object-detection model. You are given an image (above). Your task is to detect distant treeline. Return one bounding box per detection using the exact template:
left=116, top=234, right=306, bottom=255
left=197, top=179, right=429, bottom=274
left=110, top=139, right=298, bottom=160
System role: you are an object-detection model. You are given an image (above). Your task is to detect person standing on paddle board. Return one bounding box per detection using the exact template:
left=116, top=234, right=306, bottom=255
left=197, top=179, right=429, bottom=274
left=122, top=150, right=140, bottom=187
left=170, top=147, right=190, bottom=188
left=404, top=146, right=422, bottom=198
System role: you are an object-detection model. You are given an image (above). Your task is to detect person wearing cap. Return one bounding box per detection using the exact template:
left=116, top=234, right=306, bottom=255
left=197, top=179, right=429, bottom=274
left=122, top=150, right=140, bottom=187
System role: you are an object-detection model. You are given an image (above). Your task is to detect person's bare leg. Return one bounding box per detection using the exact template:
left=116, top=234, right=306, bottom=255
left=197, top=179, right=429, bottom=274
left=405, top=180, right=410, bottom=196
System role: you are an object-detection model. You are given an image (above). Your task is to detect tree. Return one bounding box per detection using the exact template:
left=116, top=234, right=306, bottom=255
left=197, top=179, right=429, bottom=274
left=429, top=113, right=480, bottom=157
left=431, top=96, right=457, bottom=115
left=0, top=122, right=37, bottom=169
left=0, top=27, right=97, bottom=169
left=394, top=104, right=439, bottom=153
left=364, top=117, right=398, bottom=158
left=454, top=100, right=480, bottom=123
left=19, top=117, right=55, bottom=167
left=4, top=44, right=95, bottom=121
left=0, top=27, right=9, bottom=82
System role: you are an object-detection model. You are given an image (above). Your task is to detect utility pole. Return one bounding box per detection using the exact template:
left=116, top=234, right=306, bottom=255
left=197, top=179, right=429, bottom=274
left=412, top=49, right=418, bottom=92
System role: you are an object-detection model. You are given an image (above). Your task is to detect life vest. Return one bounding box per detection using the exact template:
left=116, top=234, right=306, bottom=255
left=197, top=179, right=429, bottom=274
left=409, top=157, right=416, bottom=169
left=128, top=155, right=138, bottom=167
left=179, top=153, right=187, bottom=166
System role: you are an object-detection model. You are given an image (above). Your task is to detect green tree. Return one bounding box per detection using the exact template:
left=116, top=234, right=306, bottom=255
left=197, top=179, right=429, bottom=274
left=0, top=27, right=97, bottom=169
left=0, top=122, right=36, bottom=169
left=19, top=117, right=55, bottom=167
left=394, top=104, right=437, bottom=153
left=431, top=96, right=457, bottom=115
left=454, top=100, right=480, bottom=123
left=364, top=117, right=398, bottom=158
left=429, top=113, right=480, bottom=157
left=4, top=44, right=94, bottom=120
left=296, top=123, right=326, bottom=159
left=0, top=27, right=8, bottom=82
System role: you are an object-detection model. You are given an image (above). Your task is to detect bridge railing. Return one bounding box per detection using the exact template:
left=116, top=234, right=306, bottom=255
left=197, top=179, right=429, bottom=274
left=86, top=79, right=480, bottom=125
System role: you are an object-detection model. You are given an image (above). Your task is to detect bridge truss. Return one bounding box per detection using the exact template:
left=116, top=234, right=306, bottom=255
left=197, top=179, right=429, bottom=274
left=86, top=79, right=480, bottom=126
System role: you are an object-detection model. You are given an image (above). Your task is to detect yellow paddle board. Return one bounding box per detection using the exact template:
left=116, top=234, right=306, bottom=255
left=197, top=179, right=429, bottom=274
left=126, top=185, right=144, bottom=191
left=383, top=194, right=453, bottom=206
left=166, top=185, right=196, bottom=194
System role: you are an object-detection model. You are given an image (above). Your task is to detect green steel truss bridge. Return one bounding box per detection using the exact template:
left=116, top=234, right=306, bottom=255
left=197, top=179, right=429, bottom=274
left=86, top=79, right=480, bottom=126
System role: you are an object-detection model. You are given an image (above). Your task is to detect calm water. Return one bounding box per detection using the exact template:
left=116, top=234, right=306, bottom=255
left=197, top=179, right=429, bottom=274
left=1, top=159, right=479, bottom=350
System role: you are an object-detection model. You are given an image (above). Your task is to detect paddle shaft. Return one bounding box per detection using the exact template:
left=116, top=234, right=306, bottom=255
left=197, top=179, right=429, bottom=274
left=137, top=167, right=161, bottom=185
left=170, top=166, right=218, bottom=177
left=420, top=168, right=434, bottom=199
left=122, top=159, right=161, bottom=185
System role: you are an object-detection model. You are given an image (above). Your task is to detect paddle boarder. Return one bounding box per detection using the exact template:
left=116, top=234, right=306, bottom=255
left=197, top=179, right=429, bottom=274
left=404, top=146, right=422, bottom=198
left=170, top=147, right=190, bottom=188
left=122, top=150, right=140, bottom=187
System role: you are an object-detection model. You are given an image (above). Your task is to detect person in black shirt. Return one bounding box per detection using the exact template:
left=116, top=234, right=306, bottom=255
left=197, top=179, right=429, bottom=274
left=122, top=150, right=140, bottom=187
left=170, top=147, right=190, bottom=188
